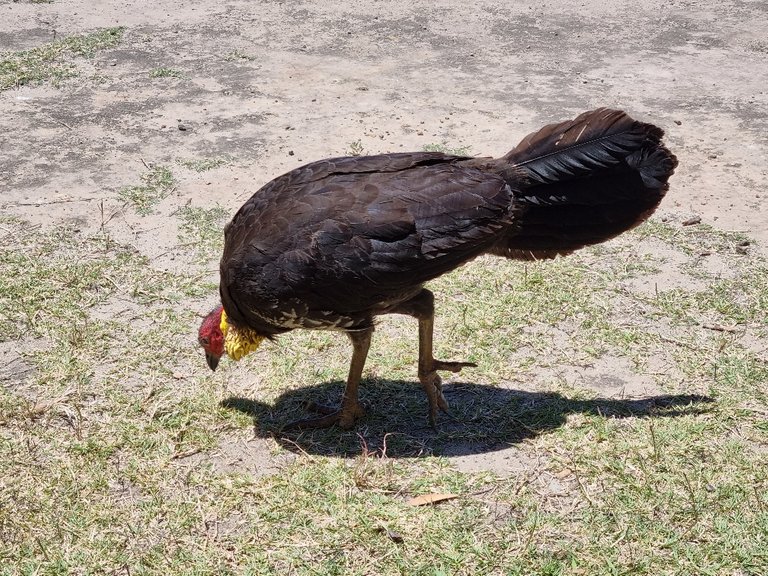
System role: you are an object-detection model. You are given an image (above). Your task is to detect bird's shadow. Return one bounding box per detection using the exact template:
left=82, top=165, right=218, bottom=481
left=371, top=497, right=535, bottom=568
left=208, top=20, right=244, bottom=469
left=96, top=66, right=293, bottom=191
left=221, top=378, right=713, bottom=458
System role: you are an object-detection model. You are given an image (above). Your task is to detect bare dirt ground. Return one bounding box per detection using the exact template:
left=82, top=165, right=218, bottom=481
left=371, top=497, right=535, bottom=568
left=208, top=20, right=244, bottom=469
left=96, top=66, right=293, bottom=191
left=2, top=0, right=768, bottom=572
left=4, top=0, right=767, bottom=238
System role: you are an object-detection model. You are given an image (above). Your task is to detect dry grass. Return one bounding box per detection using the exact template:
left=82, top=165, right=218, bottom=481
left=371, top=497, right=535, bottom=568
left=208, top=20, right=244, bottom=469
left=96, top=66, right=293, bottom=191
left=118, top=165, right=176, bottom=216
left=2, top=212, right=767, bottom=575
left=0, top=27, right=124, bottom=90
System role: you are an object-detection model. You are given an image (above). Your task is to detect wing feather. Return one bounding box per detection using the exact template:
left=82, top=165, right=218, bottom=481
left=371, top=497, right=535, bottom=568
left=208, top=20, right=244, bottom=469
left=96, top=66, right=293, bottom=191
left=505, top=108, right=664, bottom=187
left=220, top=154, right=512, bottom=327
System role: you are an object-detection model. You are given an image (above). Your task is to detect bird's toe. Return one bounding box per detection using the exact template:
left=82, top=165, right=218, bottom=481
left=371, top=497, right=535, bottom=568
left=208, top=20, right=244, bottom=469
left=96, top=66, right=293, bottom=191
left=431, top=359, right=477, bottom=373
left=283, top=400, right=365, bottom=431
left=419, top=371, right=451, bottom=428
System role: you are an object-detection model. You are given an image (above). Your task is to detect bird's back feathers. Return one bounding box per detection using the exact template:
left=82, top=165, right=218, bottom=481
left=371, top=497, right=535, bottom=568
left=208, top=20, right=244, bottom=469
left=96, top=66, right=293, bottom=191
left=220, top=153, right=516, bottom=332
left=487, top=108, right=677, bottom=259
left=219, top=109, right=677, bottom=333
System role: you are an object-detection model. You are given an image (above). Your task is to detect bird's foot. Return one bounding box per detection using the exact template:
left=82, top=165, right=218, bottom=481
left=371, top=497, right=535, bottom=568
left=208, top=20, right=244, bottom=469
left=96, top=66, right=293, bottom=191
left=281, top=400, right=365, bottom=431
left=419, top=359, right=476, bottom=428
left=430, top=359, right=477, bottom=374
left=420, top=371, right=449, bottom=428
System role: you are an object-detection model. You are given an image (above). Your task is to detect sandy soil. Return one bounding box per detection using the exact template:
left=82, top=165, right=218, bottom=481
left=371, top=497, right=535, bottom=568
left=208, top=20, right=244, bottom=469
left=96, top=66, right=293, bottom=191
left=2, top=0, right=767, bottom=473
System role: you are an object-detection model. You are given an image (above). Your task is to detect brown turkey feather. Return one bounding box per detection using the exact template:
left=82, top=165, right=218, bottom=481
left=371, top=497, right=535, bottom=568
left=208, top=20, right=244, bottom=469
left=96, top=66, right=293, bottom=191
left=504, top=108, right=660, bottom=186
left=487, top=108, right=677, bottom=259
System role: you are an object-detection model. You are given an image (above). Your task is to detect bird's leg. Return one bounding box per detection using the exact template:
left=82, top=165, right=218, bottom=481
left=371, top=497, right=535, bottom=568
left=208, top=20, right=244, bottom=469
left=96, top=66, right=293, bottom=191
left=282, top=328, right=372, bottom=431
left=417, top=309, right=476, bottom=428
left=393, top=289, right=476, bottom=427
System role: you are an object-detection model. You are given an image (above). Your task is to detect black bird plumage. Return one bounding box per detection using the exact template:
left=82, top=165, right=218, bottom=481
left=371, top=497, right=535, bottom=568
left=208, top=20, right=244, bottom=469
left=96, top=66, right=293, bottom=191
left=201, top=108, right=678, bottom=429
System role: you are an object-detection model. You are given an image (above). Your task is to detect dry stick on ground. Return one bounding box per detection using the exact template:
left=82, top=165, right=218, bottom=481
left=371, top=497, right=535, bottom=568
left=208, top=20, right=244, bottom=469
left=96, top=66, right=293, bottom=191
left=701, top=323, right=740, bottom=333
left=51, top=118, right=73, bottom=130
left=11, top=197, right=100, bottom=207
left=658, top=334, right=700, bottom=350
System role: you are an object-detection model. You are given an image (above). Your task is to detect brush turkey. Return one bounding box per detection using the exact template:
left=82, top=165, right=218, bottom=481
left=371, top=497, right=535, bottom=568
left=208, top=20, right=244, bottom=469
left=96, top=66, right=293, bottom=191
left=198, top=108, right=677, bottom=429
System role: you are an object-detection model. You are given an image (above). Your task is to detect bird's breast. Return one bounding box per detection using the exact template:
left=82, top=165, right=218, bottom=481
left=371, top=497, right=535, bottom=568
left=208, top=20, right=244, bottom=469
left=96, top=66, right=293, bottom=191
left=246, top=300, right=361, bottom=332
left=275, top=308, right=358, bottom=331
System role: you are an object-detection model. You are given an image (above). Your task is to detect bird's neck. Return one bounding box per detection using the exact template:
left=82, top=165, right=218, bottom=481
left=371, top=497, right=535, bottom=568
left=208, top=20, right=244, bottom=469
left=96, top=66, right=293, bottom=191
left=220, top=308, right=265, bottom=360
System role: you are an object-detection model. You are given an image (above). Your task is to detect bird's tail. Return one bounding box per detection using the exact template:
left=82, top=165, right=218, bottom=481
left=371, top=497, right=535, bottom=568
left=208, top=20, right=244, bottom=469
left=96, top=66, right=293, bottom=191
left=487, top=108, right=678, bottom=260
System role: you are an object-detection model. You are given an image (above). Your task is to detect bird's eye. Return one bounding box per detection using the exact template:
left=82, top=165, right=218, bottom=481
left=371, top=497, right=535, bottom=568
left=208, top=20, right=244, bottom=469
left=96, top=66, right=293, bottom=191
left=199, top=336, right=210, bottom=346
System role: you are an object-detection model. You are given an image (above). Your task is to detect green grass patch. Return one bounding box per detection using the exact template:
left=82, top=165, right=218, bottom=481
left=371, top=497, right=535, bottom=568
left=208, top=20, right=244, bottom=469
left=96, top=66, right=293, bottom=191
left=2, top=215, right=768, bottom=575
left=118, top=165, right=175, bottom=215
left=149, top=67, right=184, bottom=79
left=176, top=156, right=232, bottom=172
left=347, top=139, right=365, bottom=156
left=634, top=219, right=752, bottom=256
left=0, top=27, right=124, bottom=91
left=0, top=220, right=208, bottom=344
left=423, top=142, right=472, bottom=156
left=177, top=204, right=228, bottom=261
left=223, top=50, right=257, bottom=62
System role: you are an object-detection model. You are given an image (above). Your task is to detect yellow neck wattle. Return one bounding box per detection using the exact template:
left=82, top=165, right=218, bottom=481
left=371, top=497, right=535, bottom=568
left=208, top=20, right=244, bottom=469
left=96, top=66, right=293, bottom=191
left=219, top=309, right=265, bottom=361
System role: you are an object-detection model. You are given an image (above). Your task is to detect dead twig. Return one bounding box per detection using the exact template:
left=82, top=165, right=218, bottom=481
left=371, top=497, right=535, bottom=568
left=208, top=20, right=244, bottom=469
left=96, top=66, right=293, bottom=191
left=10, top=197, right=99, bottom=207
left=171, top=447, right=202, bottom=460
left=52, top=118, right=73, bottom=130
left=701, top=323, right=740, bottom=333
left=658, top=335, right=699, bottom=351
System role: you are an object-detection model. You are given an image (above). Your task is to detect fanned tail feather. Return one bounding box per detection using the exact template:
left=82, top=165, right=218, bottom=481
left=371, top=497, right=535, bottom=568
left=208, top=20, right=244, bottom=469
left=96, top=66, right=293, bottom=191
left=490, top=108, right=677, bottom=260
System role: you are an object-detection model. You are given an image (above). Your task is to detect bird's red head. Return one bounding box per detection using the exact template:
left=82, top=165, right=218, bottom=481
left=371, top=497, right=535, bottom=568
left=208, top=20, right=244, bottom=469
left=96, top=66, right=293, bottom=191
left=198, top=305, right=225, bottom=371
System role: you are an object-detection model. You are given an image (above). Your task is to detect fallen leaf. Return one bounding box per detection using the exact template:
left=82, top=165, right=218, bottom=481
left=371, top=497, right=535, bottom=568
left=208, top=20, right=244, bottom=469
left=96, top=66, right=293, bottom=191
left=406, top=493, right=458, bottom=506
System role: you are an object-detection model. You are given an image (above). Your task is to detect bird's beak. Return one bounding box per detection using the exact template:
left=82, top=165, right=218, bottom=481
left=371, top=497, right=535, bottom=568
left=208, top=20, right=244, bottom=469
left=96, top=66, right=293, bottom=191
left=205, top=352, right=220, bottom=371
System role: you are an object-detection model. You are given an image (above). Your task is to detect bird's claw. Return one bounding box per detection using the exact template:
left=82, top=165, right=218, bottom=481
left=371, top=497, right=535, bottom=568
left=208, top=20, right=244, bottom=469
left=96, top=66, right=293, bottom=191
left=302, top=401, right=338, bottom=415
left=421, top=372, right=450, bottom=429
left=420, top=358, right=474, bottom=428
left=282, top=401, right=365, bottom=431
left=430, top=359, right=477, bottom=373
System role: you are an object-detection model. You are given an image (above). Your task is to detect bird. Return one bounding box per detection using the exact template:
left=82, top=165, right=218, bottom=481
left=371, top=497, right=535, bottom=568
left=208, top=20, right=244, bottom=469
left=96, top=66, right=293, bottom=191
left=198, top=108, right=677, bottom=430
